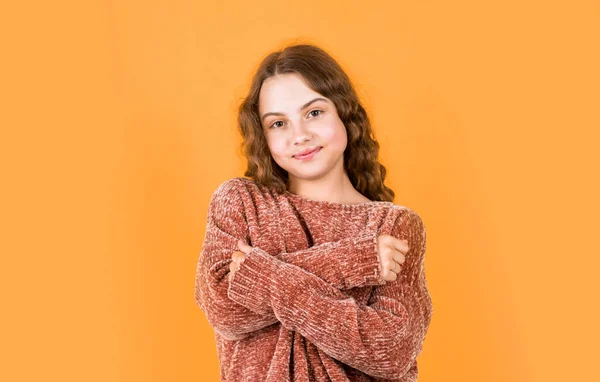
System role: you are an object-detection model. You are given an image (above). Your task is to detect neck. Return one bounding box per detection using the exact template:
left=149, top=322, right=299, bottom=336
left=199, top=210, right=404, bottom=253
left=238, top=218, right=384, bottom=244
left=287, top=168, right=360, bottom=204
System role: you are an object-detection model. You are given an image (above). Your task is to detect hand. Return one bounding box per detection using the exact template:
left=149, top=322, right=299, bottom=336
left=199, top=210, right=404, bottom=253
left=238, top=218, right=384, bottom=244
left=228, top=239, right=252, bottom=282
left=376, top=235, right=410, bottom=282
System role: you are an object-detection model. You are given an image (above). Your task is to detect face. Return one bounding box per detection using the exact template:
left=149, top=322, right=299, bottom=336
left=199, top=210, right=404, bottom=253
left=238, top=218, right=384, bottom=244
left=258, top=73, right=348, bottom=183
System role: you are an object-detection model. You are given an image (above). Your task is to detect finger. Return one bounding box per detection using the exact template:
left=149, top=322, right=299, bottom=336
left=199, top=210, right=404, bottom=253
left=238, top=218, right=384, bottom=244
left=381, top=235, right=408, bottom=254
left=384, top=259, right=399, bottom=275
left=390, top=237, right=410, bottom=254
left=237, top=240, right=252, bottom=254
left=232, top=252, right=246, bottom=263
left=393, top=251, right=406, bottom=265
left=386, top=270, right=398, bottom=281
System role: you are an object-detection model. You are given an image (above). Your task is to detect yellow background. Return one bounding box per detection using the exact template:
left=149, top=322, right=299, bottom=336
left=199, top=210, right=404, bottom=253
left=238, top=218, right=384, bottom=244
left=1, top=0, right=598, bottom=381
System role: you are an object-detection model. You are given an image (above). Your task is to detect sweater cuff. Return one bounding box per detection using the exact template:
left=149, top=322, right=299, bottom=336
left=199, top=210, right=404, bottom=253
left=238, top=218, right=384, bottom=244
left=227, top=247, right=278, bottom=316
left=341, top=234, right=387, bottom=289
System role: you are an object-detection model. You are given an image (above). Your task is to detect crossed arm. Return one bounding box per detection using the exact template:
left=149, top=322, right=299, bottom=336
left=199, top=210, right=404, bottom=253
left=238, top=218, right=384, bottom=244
left=194, top=197, right=386, bottom=340
left=194, top=180, right=433, bottom=380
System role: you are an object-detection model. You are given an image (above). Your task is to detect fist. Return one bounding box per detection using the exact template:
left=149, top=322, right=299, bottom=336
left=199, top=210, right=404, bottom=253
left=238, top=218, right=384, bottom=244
left=228, top=239, right=252, bottom=282
left=376, top=235, right=410, bottom=282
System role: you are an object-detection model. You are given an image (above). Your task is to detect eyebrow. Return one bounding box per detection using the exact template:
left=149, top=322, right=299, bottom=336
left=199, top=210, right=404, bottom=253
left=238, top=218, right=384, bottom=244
left=261, top=97, right=328, bottom=122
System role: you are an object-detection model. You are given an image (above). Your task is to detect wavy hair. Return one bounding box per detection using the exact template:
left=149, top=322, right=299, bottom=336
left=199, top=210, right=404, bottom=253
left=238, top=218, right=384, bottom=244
left=237, top=43, right=395, bottom=202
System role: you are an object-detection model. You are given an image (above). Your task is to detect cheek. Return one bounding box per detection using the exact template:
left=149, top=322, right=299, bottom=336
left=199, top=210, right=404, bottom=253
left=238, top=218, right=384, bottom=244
left=322, top=120, right=347, bottom=150
left=266, top=137, right=288, bottom=159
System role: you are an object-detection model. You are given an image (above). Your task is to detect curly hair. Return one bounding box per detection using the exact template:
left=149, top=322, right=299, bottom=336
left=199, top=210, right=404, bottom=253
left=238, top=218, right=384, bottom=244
left=236, top=43, right=395, bottom=203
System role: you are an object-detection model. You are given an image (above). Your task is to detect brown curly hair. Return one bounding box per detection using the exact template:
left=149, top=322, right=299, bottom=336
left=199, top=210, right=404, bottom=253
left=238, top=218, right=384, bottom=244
left=236, top=43, right=395, bottom=202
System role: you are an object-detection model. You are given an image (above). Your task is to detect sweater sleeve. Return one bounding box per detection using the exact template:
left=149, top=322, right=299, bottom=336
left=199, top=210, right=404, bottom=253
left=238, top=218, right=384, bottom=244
left=276, top=234, right=386, bottom=290
left=195, top=179, right=388, bottom=341
left=194, top=180, right=279, bottom=341
left=227, top=209, right=433, bottom=380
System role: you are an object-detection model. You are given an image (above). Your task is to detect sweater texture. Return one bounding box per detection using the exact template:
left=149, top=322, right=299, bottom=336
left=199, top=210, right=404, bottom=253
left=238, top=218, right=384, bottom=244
left=194, top=177, right=433, bottom=381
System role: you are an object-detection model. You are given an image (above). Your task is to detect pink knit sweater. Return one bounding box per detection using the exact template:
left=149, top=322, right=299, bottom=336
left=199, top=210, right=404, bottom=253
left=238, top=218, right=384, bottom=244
left=194, top=177, right=433, bottom=381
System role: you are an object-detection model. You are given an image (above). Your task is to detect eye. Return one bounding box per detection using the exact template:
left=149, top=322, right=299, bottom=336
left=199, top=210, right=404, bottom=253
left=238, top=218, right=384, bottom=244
left=308, top=109, right=323, bottom=118
left=269, top=120, right=285, bottom=129
left=268, top=110, right=322, bottom=129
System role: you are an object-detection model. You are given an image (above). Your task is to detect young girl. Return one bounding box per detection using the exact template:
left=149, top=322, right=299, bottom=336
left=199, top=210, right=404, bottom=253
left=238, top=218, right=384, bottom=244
left=194, top=43, right=433, bottom=381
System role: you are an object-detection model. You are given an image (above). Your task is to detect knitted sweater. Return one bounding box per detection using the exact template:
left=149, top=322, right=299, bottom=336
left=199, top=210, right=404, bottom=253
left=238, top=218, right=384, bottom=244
left=194, top=177, right=433, bottom=381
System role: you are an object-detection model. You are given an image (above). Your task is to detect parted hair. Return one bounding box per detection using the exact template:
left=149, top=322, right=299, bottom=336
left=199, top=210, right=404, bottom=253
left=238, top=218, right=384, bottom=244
left=236, top=43, right=395, bottom=202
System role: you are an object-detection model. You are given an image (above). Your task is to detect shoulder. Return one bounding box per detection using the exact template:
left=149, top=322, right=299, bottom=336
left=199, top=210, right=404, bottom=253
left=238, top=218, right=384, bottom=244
left=207, top=177, right=274, bottom=230
left=373, top=202, right=417, bottom=217
left=386, top=205, right=426, bottom=238
left=209, top=176, right=269, bottom=211
left=208, top=177, right=246, bottom=214
left=206, top=178, right=252, bottom=234
left=212, top=177, right=243, bottom=195
left=210, top=177, right=254, bottom=199
left=214, top=176, right=265, bottom=192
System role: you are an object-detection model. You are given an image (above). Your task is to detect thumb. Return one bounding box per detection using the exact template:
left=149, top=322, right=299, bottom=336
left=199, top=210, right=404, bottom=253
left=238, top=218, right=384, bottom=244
left=237, top=239, right=252, bottom=252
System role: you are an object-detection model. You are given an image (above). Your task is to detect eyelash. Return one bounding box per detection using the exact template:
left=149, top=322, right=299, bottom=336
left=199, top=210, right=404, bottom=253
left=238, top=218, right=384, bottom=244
left=269, top=109, right=323, bottom=129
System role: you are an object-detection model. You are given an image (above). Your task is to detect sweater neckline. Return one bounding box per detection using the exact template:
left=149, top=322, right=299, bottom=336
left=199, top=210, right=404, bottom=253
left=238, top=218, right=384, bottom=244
left=283, top=189, right=387, bottom=209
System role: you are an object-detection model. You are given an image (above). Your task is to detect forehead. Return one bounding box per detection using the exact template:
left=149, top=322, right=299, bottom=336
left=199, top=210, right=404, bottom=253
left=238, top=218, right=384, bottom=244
left=258, top=73, right=324, bottom=113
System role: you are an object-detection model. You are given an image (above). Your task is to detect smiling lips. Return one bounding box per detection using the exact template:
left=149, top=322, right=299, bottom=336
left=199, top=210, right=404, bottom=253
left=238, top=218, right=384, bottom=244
left=294, top=146, right=322, bottom=159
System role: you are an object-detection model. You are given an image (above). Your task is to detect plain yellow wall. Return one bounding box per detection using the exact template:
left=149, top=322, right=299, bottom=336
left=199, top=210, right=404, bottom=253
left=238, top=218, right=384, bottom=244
left=1, top=0, right=598, bottom=381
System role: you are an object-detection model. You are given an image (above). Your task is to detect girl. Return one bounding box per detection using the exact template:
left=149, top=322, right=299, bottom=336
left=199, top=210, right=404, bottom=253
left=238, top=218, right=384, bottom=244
left=195, top=43, right=433, bottom=381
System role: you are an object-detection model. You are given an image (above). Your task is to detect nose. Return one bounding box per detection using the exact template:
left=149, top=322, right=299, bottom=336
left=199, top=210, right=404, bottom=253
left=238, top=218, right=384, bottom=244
left=294, top=134, right=312, bottom=145
left=291, top=121, right=313, bottom=145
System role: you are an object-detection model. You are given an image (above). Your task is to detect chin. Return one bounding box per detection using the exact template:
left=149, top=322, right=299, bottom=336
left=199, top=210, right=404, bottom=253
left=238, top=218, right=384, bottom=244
left=288, top=167, right=332, bottom=181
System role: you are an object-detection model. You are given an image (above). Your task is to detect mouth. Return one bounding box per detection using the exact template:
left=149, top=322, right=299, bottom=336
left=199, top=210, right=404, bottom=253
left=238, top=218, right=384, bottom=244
left=294, top=146, right=322, bottom=160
